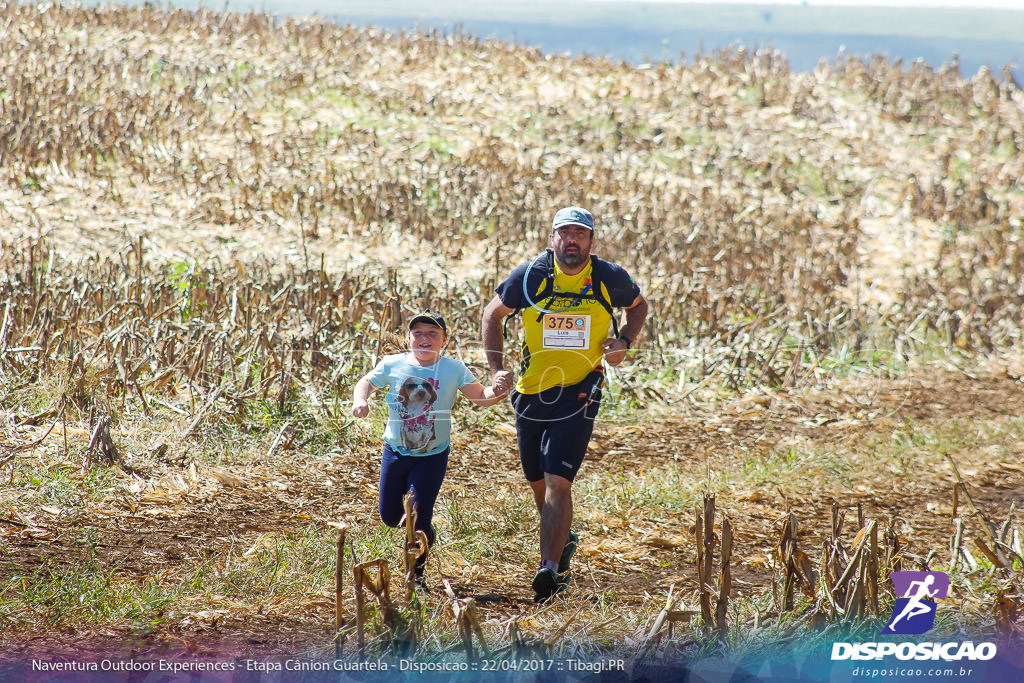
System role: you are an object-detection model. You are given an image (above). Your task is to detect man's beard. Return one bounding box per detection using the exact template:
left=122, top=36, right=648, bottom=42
left=555, top=244, right=588, bottom=269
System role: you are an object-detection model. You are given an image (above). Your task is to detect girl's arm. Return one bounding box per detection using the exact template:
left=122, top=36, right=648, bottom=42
left=459, top=377, right=511, bottom=407
left=352, top=376, right=379, bottom=417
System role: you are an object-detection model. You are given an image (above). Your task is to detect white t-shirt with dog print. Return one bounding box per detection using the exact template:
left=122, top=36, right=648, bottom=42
left=365, top=353, right=477, bottom=456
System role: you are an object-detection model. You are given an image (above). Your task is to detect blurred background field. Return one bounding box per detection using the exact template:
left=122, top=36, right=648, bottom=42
left=85, top=0, right=1024, bottom=77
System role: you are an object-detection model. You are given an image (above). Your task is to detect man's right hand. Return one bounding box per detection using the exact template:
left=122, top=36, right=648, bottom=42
left=352, top=402, right=369, bottom=418
left=492, top=370, right=513, bottom=394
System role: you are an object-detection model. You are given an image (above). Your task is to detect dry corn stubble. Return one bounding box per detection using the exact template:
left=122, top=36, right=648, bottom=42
left=3, top=3, right=1023, bottom=393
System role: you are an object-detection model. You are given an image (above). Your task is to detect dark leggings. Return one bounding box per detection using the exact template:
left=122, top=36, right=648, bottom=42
left=378, top=444, right=450, bottom=556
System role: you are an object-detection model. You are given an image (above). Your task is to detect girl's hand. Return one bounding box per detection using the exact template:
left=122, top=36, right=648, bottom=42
left=352, top=402, right=370, bottom=418
left=492, top=370, right=513, bottom=395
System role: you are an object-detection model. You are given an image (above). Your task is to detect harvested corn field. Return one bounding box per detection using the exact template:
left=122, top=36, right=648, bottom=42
left=1, top=1, right=1023, bottom=674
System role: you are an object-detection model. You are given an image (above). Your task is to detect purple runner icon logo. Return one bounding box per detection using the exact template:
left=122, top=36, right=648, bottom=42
left=881, top=571, right=950, bottom=635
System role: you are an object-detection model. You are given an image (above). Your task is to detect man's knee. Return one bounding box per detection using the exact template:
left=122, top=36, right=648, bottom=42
left=544, top=473, right=572, bottom=499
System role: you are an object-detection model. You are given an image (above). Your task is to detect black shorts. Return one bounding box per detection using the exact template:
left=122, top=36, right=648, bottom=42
left=510, top=368, right=604, bottom=483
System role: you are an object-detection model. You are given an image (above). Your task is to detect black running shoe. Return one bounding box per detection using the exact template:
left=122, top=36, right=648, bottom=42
left=532, top=567, right=566, bottom=603
left=413, top=564, right=430, bottom=593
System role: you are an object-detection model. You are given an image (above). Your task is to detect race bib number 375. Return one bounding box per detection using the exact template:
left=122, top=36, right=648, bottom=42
left=542, top=314, right=590, bottom=349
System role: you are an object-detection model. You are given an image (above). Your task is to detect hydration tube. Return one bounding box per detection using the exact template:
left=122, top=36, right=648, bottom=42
left=521, top=250, right=560, bottom=314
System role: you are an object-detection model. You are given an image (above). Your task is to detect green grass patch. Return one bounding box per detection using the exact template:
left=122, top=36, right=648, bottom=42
left=0, top=559, right=176, bottom=630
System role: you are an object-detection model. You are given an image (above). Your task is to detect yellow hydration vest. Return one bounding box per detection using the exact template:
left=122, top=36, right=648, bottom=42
left=515, top=259, right=615, bottom=394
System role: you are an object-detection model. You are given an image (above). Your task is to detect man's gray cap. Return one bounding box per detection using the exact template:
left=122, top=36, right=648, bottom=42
left=552, top=206, right=594, bottom=231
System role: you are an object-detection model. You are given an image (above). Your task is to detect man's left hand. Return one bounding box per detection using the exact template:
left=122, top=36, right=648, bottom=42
left=602, top=337, right=630, bottom=366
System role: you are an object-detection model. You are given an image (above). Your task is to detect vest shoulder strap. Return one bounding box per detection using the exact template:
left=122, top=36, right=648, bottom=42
left=503, top=252, right=620, bottom=338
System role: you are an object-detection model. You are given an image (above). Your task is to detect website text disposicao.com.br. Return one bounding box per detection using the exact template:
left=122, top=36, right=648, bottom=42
left=835, top=640, right=997, bottom=679
left=850, top=665, right=979, bottom=678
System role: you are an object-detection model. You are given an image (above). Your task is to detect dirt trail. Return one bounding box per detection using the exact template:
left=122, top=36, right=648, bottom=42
left=2, top=370, right=1022, bottom=660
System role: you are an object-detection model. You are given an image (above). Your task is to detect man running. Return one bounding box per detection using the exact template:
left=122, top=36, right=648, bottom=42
left=481, top=206, right=649, bottom=602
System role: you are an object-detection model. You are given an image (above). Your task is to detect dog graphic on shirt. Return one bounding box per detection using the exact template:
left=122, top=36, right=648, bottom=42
left=396, top=376, right=438, bottom=453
